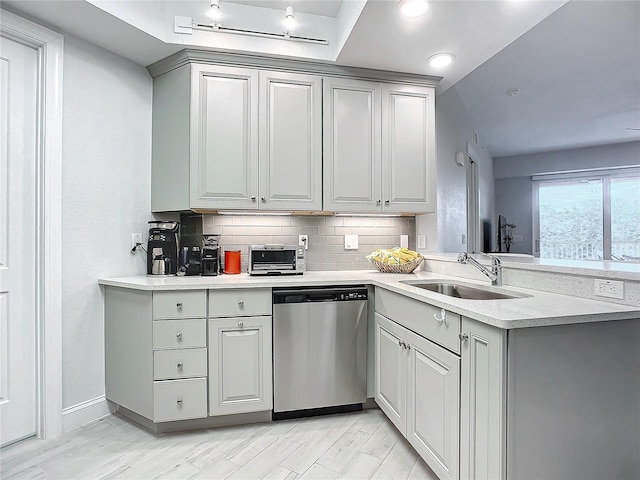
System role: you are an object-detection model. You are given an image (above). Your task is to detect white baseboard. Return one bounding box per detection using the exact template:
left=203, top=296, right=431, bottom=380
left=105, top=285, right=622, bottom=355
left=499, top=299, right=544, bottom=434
left=62, top=395, right=115, bottom=433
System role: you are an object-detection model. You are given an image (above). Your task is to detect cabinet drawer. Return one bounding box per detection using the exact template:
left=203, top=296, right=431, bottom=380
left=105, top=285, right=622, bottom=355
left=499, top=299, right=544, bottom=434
left=154, top=348, right=207, bottom=380
left=153, top=319, right=206, bottom=350
left=153, top=290, right=206, bottom=319
left=153, top=378, right=207, bottom=422
left=209, top=289, right=271, bottom=317
left=376, top=288, right=460, bottom=354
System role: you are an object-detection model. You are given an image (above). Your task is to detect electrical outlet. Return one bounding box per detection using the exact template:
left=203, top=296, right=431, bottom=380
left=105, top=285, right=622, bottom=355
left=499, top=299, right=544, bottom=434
left=400, top=235, right=409, bottom=248
left=131, top=233, right=143, bottom=250
left=594, top=279, right=624, bottom=300
left=417, top=235, right=426, bottom=249
left=298, top=234, right=309, bottom=250
left=513, top=235, right=523, bottom=242
left=344, top=235, right=358, bottom=250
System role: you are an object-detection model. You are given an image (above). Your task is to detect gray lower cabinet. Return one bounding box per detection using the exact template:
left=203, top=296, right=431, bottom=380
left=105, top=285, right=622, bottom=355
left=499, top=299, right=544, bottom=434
left=208, top=288, right=273, bottom=416
left=375, top=312, right=460, bottom=480
left=105, top=287, right=209, bottom=423
left=152, top=62, right=322, bottom=212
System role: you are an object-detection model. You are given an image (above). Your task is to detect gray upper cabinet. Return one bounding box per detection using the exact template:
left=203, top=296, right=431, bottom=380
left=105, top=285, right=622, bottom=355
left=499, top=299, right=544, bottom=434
left=323, top=78, right=436, bottom=214
left=259, top=71, right=322, bottom=211
left=382, top=84, right=436, bottom=213
left=323, top=78, right=382, bottom=213
left=150, top=52, right=437, bottom=214
left=151, top=63, right=322, bottom=212
left=191, top=64, right=259, bottom=210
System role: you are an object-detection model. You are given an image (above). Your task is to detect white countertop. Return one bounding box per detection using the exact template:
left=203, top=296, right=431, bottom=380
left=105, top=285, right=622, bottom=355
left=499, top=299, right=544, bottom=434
left=99, top=271, right=640, bottom=330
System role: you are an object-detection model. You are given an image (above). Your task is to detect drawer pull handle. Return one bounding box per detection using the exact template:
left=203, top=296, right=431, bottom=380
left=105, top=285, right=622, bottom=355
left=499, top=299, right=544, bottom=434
left=460, top=332, right=469, bottom=342
left=176, top=332, right=183, bottom=340
left=177, top=398, right=183, bottom=405
left=238, top=300, right=244, bottom=307
left=434, top=309, right=446, bottom=325
left=176, top=302, right=183, bottom=309
left=177, top=362, right=183, bottom=369
left=238, top=321, right=244, bottom=328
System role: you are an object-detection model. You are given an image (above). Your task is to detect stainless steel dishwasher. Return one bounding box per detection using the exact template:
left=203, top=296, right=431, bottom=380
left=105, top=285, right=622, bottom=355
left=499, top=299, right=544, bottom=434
left=272, top=286, right=368, bottom=419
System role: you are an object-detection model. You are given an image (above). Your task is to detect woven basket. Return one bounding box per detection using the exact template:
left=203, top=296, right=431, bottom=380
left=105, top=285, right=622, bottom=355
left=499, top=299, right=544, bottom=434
left=368, top=255, right=423, bottom=274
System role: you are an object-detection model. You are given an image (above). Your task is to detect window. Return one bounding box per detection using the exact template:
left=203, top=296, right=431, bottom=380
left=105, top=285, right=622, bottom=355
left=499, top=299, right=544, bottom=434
left=534, top=169, right=640, bottom=262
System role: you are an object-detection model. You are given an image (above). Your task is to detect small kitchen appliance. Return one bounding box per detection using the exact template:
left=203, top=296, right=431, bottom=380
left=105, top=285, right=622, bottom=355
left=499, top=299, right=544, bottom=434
left=147, top=221, right=179, bottom=276
left=249, top=244, right=305, bottom=275
left=202, top=235, right=220, bottom=276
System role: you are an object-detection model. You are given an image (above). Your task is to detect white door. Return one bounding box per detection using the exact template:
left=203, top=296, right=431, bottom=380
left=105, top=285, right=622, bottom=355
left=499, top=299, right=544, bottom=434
left=406, top=329, right=460, bottom=480
left=374, top=313, right=407, bottom=435
left=323, top=77, right=382, bottom=212
left=190, top=64, right=259, bottom=210
left=259, top=71, right=322, bottom=211
left=381, top=84, right=436, bottom=213
left=208, top=316, right=272, bottom=416
left=0, top=35, right=38, bottom=446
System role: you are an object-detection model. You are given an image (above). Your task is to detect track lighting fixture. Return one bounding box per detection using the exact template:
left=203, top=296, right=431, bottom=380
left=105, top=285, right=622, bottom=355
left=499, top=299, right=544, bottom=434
left=283, top=6, right=296, bottom=35
left=207, top=0, right=222, bottom=25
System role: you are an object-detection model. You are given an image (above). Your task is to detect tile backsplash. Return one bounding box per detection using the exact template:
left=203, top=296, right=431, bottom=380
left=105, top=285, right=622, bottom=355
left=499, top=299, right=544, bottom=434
left=198, top=214, right=416, bottom=272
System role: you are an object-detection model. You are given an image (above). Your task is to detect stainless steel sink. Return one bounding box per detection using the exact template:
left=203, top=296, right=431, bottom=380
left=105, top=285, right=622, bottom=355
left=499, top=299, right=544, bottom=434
left=400, top=281, right=527, bottom=300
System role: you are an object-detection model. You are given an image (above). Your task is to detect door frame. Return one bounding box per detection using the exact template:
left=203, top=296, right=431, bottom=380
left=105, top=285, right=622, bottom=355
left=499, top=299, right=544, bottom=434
left=1, top=9, right=64, bottom=440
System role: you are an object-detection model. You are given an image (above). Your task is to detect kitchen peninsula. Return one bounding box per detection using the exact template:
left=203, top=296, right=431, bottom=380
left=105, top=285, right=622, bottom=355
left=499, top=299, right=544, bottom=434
left=100, top=267, right=640, bottom=480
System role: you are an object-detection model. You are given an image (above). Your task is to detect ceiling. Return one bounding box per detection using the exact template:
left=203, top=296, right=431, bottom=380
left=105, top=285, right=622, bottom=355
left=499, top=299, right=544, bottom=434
left=3, top=0, right=639, bottom=158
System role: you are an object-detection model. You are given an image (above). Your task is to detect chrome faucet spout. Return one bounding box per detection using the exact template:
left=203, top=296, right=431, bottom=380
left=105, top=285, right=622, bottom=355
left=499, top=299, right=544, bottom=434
left=457, top=252, right=502, bottom=287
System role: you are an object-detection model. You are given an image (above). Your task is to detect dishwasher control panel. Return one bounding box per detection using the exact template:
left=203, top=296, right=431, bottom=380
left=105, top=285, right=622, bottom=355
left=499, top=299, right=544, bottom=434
left=273, top=286, right=368, bottom=304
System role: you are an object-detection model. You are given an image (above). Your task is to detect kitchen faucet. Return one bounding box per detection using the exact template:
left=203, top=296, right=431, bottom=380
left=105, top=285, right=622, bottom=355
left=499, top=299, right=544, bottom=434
left=457, top=252, right=502, bottom=287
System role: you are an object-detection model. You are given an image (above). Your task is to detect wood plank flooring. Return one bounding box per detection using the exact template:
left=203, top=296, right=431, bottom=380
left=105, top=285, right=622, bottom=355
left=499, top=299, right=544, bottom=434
left=0, top=409, right=439, bottom=480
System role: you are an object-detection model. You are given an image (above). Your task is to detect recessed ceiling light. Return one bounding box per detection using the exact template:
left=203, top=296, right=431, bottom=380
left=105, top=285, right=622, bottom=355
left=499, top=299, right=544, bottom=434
left=427, top=53, right=455, bottom=68
left=507, top=89, right=521, bottom=96
left=399, top=0, right=430, bottom=18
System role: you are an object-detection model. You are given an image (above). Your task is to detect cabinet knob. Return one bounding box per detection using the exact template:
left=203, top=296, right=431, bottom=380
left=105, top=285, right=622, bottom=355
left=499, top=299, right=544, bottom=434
left=177, top=398, right=183, bottom=405
left=406, top=343, right=411, bottom=351
left=176, top=302, right=183, bottom=308
left=238, top=300, right=244, bottom=307
left=459, top=332, right=469, bottom=342
left=176, top=332, right=183, bottom=340
left=238, top=321, right=244, bottom=328
left=177, top=362, right=183, bottom=369
left=376, top=200, right=381, bottom=205
left=384, top=200, right=390, bottom=205
left=261, top=197, right=266, bottom=203
left=251, top=196, right=256, bottom=202
left=434, top=309, right=446, bottom=324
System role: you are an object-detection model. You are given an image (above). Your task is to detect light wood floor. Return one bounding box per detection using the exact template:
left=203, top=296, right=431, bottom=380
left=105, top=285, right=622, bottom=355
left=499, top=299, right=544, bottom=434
left=0, top=409, right=439, bottom=480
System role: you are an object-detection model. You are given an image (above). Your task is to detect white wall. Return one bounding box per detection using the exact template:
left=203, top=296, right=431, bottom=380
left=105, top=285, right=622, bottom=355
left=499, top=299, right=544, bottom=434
left=417, top=85, right=495, bottom=253
left=494, top=141, right=640, bottom=254
left=62, top=34, right=153, bottom=409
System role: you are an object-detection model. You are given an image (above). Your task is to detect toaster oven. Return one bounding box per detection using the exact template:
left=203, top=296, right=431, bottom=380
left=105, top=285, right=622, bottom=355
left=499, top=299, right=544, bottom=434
left=249, top=244, right=305, bottom=275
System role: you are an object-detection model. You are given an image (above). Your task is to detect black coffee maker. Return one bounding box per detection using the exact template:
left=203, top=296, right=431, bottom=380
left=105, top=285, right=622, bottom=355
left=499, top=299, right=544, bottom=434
left=147, top=221, right=180, bottom=276
left=202, top=235, right=220, bottom=276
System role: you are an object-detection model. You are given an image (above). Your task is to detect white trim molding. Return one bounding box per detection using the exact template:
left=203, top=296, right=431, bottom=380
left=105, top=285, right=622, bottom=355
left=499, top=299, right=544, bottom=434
left=1, top=9, right=64, bottom=439
left=62, top=396, right=114, bottom=433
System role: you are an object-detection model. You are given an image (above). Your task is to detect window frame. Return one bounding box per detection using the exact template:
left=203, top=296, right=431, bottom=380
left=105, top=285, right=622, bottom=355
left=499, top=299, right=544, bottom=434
left=532, top=167, right=640, bottom=260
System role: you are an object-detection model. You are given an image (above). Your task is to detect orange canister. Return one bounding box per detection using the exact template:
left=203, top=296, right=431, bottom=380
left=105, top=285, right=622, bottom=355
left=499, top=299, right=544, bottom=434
left=224, top=250, right=241, bottom=274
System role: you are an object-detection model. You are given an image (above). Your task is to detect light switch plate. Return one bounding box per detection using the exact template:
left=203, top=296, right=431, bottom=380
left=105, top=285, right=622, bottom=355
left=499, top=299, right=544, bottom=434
left=400, top=235, right=409, bottom=248
left=417, top=235, right=426, bottom=249
left=344, top=235, right=358, bottom=250
left=594, top=279, right=624, bottom=300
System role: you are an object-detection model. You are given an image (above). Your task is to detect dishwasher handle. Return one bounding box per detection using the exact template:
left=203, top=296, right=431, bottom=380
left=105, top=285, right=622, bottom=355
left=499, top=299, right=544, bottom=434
left=273, top=286, right=368, bottom=304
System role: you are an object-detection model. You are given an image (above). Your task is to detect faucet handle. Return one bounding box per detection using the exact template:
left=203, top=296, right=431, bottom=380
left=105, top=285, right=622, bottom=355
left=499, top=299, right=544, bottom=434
left=457, top=252, right=469, bottom=263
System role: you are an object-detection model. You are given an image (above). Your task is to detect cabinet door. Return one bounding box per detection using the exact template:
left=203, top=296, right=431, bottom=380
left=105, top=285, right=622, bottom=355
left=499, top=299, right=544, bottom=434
left=406, top=329, right=460, bottom=480
left=460, top=318, right=506, bottom=480
left=259, top=71, right=322, bottom=211
left=374, top=313, right=407, bottom=435
left=323, top=78, right=382, bottom=212
left=381, top=84, right=436, bottom=213
left=191, top=64, right=259, bottom=210
left=208, top=316, right=272, bottom=415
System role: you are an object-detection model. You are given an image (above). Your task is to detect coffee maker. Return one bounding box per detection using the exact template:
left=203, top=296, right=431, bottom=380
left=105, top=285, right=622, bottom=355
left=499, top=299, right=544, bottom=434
left=201, top=235, right=220, bottom=276
left=147, top=221, right=179, bottom=276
